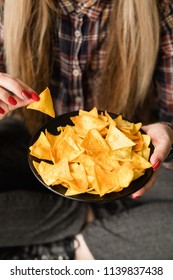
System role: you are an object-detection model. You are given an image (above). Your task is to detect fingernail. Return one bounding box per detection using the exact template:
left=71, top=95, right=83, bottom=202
left=131, top=195, right=141, bottom=199
left=31, top=92, right=40, bottom=101
left=21, top=90, right=31, bottom=99
left=152, top=159, right=161, bottom=171
left=0, top=107, right=5, bottom=114
left=8, top=96, right=17, bottom=105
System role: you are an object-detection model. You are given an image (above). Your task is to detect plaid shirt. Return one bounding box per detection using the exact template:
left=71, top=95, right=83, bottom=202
left=50, top=0, right=113, bottom=115
left=0, top=0, right=173, bottom=124
left=155, top=0, right=173, bottom=124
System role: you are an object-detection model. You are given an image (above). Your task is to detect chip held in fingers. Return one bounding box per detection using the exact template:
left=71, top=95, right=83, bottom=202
left=29, top=107, right=152, bottom=197
left=27, top=87, right=55, bottom=118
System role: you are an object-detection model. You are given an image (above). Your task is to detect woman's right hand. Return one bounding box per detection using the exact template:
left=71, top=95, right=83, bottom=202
left=0, top=73, right=40, bottom=119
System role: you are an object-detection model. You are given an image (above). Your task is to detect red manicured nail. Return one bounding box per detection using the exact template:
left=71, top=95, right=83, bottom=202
left=21, top=90, right=31, bottom=99
left=152, top=159, right=161, bottom=171
left=131, top=195, right=141, bottom=199
left=0, top=107, right=5, bottom=114
left=8, top=96, right=17, bottom=105
left=31, top=92, right=40, bottom=101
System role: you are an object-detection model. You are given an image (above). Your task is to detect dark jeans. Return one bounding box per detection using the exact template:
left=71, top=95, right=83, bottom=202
left=0, top=117, right=86, bottom=247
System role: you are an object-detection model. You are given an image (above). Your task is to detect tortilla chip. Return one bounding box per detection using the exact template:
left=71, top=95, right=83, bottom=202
left=27, top=87, right=55, bottom=118
left=81, top=129, right=110, bottom=153
left=36, top=158, right=73, bottom=186
left=105, top=124, right=135, bottom=150
left=29, top=131, right=52, bottom=161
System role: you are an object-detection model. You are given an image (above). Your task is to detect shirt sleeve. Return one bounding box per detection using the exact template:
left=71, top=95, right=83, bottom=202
left=154, top=1, right=173, bottom=124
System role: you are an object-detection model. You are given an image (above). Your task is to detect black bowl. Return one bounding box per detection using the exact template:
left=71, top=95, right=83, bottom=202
left=28, top=111, right=154, bottom=203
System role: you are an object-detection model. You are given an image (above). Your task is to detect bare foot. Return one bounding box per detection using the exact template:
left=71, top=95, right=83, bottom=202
left=75, top=234, right=95, bottom=260
left=74, top=205, right=95, bottom=259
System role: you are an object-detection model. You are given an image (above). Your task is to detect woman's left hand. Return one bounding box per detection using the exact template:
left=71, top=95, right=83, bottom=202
left=131, top=122, right=173, bottom=199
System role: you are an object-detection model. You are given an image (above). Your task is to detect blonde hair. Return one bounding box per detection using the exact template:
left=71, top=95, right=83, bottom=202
left=3, top=0, right=55, bottom=93
left=99, top=0, right=160, bottom=119
left=3, top=0, right=160, bottom=131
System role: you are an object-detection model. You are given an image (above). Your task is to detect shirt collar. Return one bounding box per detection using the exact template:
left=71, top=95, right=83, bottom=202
left=58, top=0, right=108, bottom=21
left=58, top=0, right=75, bottom=15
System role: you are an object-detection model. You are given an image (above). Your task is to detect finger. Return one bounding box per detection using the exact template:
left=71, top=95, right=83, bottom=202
left=0, top=92, right=36, bottom=118
left=0, top=73, right=39, bottom=101
left=0, top=101, right=8, bottom=120
left=0, top=73, right=29, bottom=99
left=131, top=171, right=158, bottom=199
left=8, top=97, right=34, bottom=110
left=150, top=140, right=171, bottom=174
left=15, top=78, right=40, bottom=101
left=5, top=74, right=35, bottom=94
left=0, top=86, right=18, bottom=105
left=151, top=141, right=171, bottom=163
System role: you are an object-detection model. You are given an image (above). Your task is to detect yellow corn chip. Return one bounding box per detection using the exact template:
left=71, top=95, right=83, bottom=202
left=27, top=87, right=55, bottom=118
left=105, top=124, right=135, bottom=150
left=29, top=131, right=52, bottom=161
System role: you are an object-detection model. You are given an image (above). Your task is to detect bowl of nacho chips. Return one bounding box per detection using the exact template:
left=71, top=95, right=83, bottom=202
left=28, top=107, right=154, bottom=202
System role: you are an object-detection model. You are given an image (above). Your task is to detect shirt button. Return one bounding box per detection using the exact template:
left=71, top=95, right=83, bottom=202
left=74, top=30, right=81, bottom=38
left=75, top=96, right=82, bottom=103
left=72, top=69, right=80, bottom=76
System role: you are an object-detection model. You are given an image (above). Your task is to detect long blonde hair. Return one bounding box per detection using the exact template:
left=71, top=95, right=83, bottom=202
left=3, top=0, right=56, bottom=93
left=3, top=0, right=160, bottom=131
left=100, top=0, right=160, bottom=119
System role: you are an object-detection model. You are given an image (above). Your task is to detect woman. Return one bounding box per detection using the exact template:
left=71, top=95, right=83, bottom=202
left=0, top=0, right=173, bottom=260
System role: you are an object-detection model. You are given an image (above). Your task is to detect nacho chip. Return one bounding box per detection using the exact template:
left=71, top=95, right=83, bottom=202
left=130, top=151, right=152, bottom=170
left=27, top=87, right=55, bottom=118
left=53, top=140, right=82, bottom=162
left=36, top=158, right=73, bottom=186
left=79, top=107, right=98, bottom=118
left=94, top=165, right=120, bottom=196
left=108, top=147, right=132, bottom=162
left=133, top=169, right=145, bottom=180
left=81, top=129, right=110, bottom=154
left=70, top=115, right=109, bottom=137
left=115, top=116, right=135, bottom=131
left=45, top=129, right=60, bottom=147
left=72, top=154, right=96, bottom=177
left=117, top=162, right=134, bottom=188
left=105, top=124, right=135, bottom=150
left=92, top=152, right=120, bottom=171
left=29, top=131, right=52, bottom=161
left=69, top=162, right=88, bottom=191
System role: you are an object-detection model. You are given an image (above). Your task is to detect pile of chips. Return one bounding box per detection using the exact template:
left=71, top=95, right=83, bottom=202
left=29, top=107, right=152, bottom=197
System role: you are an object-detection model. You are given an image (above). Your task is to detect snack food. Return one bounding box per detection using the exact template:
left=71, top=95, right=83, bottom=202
left=27, top=87, right=55, bottom=118
left=29, top=107, right=152, bottom=197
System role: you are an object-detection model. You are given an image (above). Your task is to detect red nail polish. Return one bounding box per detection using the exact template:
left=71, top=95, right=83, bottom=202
left=153, top=159, right=161, bottom=171
left=8, top=96, right=17, bottom=105
left=21, top=90, right=31, bottom=99
left=31, top=92, right=40, bottom=101
left=0, top=107, right=5, bottom=114
left=131, top=195, right=141, bottom=199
